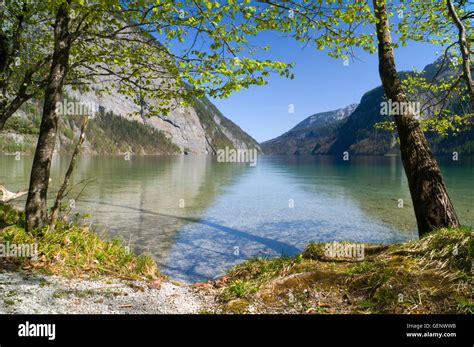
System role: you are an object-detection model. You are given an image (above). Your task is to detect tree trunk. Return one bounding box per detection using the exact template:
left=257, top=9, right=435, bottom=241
left=0, top=32, right=7, bottom=75
left=25, top=2, right=71, bottom=232
left=0, top=108, right=9, bottom=130
left=373, top=0, right=460, bottom=237
left=49, top=116, right=88, bottom=232
left=446, top=0, right=474, bottom=108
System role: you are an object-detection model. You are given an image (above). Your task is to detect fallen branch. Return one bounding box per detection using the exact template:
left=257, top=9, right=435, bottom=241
left=0, top=185, right=28, bottom=203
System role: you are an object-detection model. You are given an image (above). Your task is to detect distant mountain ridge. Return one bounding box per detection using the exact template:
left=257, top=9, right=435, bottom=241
left=292, top=104, right=358, bottom=131
left=261, top=104, right=357, bottom=155
left=262, top=58, right=474, bottom=155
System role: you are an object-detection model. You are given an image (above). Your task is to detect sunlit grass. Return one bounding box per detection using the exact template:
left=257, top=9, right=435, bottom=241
left=0, top=204, right=159, bottom=280
left=216, top=227, right=473, bottom=314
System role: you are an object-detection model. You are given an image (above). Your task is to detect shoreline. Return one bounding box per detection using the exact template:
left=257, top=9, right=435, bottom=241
left=0, top=204, right=472, bottom=314
left=1, top=228, right=472, bottom=315
left=0, top=270, right=212, bottom=314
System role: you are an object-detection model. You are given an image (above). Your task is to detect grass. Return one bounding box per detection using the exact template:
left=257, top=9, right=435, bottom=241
left=215, top=228, right=473, bottom=314
left=1, top=204, right=471, bottom=314
left=0, top=204, right=159, bottom=281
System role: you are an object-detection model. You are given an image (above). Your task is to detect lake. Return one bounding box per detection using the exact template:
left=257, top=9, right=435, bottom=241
left=1, top=155, right=472, bottom=283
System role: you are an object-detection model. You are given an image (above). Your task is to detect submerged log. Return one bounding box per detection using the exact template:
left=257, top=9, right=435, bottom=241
left=0, top=185, right=28, bottom=202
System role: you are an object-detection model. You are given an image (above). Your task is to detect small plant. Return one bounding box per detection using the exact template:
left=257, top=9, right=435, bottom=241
left=224, top=280, right=256, bottom=300
left=0, top=204, right=25, bottom=227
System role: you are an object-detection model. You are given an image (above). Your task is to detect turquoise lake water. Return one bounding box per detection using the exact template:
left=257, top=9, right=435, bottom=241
left=1, top=155, right=472, bottom=282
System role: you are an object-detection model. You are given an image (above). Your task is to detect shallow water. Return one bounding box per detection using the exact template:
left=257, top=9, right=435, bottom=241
left=1, top=155, right=472, bottom=282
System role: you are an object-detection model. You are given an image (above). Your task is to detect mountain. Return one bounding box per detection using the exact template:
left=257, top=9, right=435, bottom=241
left=292, top=104, right=358, bottom=131
left=0, top=23, right=260, bottom=156
left=313, top=86, right=395, bottom=155
left=262, top=58, right=473, bottom=156
left=261, top=104, right=357, bottom=155
left=0, top=87, right=260, bottom=156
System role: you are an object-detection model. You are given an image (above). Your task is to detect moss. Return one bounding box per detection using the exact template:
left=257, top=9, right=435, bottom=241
left=3, top=290, right=20, bottom=306
left=52, top=288, right=126, bottom=299
left=0, top=204, right=25, bottom=227
left=455, top=297, right=474, bottom=314
left=3, top=298, right=16, bottom=306
left=223, top=298, right=250, bottom=314
left=301, top=242, right=326, bottom=260
left=215, top=228, right=473, bottom=314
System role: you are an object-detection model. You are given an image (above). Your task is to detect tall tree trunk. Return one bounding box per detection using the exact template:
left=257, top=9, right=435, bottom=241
left=25, top=2, right=71, bottom=232
left=373, top=0, right=460, bottom=237
left=446, top=0, right=474, bottom=108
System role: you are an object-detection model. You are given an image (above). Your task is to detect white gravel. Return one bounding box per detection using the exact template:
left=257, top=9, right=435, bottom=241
left=0, top=271, right=211, bottom=314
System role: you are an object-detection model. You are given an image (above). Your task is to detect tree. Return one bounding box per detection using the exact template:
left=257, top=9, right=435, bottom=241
left=446, top=0, right=474, bottom=106
left=49, top=116, right=88, bottom=232
left=372, top=0, right=460, bottom=235
left=0, top=0, right=53, bottom=129
left=25, top=0, right=73, bottom=231
left=253, top=0, right=461, bottom=236
left=395, top=0, right=473, bottom=109
left=24, top=0, right=293, bottom=231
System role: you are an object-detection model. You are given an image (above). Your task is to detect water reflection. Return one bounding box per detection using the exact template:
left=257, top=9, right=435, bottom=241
left=0, top=155, right=472, bottom=283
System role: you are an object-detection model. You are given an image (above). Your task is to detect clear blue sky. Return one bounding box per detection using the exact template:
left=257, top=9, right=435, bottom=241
left=210, top=31, right=441, bottom=143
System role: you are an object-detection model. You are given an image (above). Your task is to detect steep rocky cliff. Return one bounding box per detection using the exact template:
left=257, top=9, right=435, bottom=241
left=0, top=22, right=260, bottom=155
left=64, top=78, right=260, bottom=154
left=0, top=90, right=260, bottom=155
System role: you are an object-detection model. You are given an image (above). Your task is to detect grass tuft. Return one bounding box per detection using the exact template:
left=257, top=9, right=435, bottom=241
left=0, top=204, right=159, bottom=280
